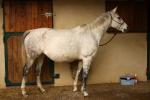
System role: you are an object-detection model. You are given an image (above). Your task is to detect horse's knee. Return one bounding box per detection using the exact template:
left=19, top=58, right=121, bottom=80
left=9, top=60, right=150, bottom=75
left=83, top=68, right=88, bottom=78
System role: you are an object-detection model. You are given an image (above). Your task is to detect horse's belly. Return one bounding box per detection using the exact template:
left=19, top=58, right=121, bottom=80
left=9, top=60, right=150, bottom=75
left=44, top=46, right=80, bottom=62
left=46, top=52, right=79, bottom=62
left=50, top=55, right=77, bottom=62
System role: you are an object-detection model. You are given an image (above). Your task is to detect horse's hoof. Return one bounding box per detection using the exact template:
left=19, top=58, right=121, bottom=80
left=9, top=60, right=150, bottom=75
left=38, top=87, right=46, bottom=94
left=22, top=94, right=29, bottom=98
left=83, top=91, right=88, bottom=97
left=22, top=90, right=28, bottom=97
left=73, top=87, right=77, bottom=92
left=40, top=89, right=46, bottom=94
left=41, top=90, right=46, bottom=94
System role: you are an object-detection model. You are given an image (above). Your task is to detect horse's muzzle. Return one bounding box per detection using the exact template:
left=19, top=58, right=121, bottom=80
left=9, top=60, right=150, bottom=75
left=123, top=28, right=128, bottom=33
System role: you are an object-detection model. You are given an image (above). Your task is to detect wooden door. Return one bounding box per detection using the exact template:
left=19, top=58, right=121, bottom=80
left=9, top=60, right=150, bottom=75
left=3, top=0, right=54, bottom=86
left=4, top=0, right=53, bottom=32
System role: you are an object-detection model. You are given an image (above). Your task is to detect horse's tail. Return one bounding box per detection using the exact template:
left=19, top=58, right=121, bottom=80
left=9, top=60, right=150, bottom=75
left=21, top=30, right=32, bottom=65
left=23, top=30, right=32, bottom=40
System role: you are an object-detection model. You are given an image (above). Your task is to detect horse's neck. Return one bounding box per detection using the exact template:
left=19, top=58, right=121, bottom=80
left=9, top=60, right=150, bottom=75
left=88, top=13, right=111, bottom=45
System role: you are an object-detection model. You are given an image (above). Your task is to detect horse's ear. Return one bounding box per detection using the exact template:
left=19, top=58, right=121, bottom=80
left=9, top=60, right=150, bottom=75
left=111, top=6, right=118, bottom=13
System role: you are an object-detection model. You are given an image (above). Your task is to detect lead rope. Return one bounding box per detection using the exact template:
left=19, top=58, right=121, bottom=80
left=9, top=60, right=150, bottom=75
left=99, top=32, right=117, bottom=46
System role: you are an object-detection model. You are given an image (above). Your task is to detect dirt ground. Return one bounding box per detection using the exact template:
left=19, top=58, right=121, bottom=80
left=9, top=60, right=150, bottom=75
left=0, top=82, right=150, bottom=100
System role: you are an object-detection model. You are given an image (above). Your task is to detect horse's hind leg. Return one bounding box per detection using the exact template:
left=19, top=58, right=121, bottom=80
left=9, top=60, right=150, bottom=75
left=36, top=54, right=46, bottom=93
left=21, top=56, right=35, bottom=97
left=73, top=61, right=82, bottom=92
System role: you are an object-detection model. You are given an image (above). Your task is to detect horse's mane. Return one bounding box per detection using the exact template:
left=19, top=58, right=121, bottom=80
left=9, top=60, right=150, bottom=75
left=78, top=12, right=110, bottom=30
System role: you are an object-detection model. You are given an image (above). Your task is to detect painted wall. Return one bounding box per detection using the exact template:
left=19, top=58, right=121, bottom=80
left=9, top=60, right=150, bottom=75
left=0, top=0, right=147, bottom=87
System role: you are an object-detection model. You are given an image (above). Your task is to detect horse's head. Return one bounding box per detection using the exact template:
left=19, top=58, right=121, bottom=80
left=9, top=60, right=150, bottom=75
left=109, top=7, right=128, bottom=32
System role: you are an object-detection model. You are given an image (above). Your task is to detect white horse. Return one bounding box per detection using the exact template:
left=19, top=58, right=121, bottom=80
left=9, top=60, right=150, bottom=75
left=21, top=7, right=128, bottom=97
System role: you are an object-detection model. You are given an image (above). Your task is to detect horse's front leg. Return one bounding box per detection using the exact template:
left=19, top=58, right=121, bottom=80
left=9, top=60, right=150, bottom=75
left=73, top=61, right=83, bottom=92
left=81, top=57, right=92, bottom=96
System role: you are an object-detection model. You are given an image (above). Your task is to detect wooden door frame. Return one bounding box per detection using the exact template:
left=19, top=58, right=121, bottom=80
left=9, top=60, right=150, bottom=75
left=147, top=33, right=150, bottom=80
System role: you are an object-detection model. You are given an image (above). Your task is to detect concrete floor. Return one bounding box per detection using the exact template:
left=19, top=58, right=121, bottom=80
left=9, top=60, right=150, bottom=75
left=0, top=82, right=150, bottom=100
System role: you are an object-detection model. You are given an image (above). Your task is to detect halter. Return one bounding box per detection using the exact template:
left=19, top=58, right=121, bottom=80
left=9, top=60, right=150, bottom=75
left=109, top=12, right=125, bottom=30
left=99, top=12, right=124, bottom=46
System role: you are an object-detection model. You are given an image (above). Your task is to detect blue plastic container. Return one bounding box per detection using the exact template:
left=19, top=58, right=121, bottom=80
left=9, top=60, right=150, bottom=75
left=120, top=74, right=136, bottom=85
